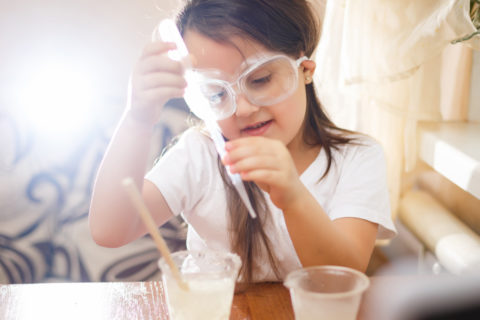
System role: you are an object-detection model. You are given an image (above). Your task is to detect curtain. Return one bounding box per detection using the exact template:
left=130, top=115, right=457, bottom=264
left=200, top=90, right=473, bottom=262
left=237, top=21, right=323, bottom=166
left=314, top=0, right=479, bottom=219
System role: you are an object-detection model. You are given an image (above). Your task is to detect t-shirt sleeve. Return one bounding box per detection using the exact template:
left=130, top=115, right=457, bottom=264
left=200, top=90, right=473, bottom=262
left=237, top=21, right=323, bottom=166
left=328, top=139, right=397, bottom=240
left=144, top=128, right=215, bottom=217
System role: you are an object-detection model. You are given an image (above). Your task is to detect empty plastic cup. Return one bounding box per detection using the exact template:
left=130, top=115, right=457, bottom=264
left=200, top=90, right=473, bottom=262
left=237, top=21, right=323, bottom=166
left=284, top=265, right=370, bottom=320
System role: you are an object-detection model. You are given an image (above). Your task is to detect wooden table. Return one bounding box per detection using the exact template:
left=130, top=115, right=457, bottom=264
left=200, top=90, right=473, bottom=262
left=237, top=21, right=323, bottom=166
left=0, top=280, right=374, bottom=319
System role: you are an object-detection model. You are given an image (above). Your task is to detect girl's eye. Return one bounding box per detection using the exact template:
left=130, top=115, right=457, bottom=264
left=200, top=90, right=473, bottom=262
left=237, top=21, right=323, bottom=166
left=208, top=91, right=226, bottom=104
left=250, top=74, right=272, bottom=86
left=201, top=83, right=227, bottom=105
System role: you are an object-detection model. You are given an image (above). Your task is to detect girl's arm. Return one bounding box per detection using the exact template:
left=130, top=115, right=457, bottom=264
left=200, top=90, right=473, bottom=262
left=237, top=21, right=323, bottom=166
left=281, top=187, right=378, bottom=272
left=89, top=41, right=186, bottom=248
left=89, top=114, right=175, bottom=248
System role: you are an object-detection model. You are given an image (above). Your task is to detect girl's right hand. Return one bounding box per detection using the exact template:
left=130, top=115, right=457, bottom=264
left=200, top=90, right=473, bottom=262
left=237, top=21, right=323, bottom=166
left=128, top=41, right=187, bottom=126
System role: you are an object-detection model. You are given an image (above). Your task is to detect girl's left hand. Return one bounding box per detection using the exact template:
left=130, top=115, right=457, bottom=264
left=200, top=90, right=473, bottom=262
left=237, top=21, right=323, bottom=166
left=222, top=136, right=305, bottom=210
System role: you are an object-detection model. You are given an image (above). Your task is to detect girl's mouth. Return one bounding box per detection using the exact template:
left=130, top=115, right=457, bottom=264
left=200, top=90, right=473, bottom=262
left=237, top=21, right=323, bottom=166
left=241, top=120, right=273, bottom=136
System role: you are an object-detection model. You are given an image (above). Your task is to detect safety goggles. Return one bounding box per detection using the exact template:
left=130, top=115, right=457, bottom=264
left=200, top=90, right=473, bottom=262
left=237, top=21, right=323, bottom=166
left=184, top=54, right=308, bottom=120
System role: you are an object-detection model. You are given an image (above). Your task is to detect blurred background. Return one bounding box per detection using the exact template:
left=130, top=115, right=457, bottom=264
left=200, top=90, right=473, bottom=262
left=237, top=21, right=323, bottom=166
left=1, top=0, right=479, bottom=284
left=0, top=0, right=189, bottom=283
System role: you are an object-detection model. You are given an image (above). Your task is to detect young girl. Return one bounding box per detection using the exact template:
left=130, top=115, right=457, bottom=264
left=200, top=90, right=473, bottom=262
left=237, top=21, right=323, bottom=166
left=89, top=0, right=396, bottom=283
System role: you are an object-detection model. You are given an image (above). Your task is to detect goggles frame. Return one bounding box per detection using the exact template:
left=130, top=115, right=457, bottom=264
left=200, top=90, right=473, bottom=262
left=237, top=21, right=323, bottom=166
left=187, top=54, right=308, bottom=120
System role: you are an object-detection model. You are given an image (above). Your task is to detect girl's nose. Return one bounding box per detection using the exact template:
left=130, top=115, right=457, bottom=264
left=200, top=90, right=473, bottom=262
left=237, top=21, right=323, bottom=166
left=235, top=94, right=260, bottom=117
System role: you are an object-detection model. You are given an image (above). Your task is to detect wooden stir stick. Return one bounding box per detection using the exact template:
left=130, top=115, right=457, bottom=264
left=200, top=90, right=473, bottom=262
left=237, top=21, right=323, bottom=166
left=122, top=177, right=189, bottom=290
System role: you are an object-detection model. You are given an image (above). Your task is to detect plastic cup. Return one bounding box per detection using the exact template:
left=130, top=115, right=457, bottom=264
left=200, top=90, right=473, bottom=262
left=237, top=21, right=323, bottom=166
left=158, top=250, right=241, bottom=320
left=284, top=265, right=370, bottom=320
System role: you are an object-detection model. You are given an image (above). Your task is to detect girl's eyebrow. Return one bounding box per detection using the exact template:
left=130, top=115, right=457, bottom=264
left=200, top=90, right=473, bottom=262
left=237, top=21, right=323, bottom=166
left=237, top=52, right=280, bottom=74
left=237, top=53, right=270, bottom=72
left=192, top=52, right=275, bottom=82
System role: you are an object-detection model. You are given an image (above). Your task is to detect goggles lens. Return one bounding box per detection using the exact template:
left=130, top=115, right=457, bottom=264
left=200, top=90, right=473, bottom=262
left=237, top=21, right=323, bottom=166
left=199, top=81, right=231, bottom=119
left=243, top=56, right=297, bottom=104
left=184, top=55, right=306, bottom=120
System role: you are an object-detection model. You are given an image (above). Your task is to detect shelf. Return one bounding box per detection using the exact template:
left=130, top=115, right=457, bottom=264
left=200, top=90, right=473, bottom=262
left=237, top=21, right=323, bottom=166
left=418, top=122, right=480, bottom=200
left=399, top=190, right=480, bottom=275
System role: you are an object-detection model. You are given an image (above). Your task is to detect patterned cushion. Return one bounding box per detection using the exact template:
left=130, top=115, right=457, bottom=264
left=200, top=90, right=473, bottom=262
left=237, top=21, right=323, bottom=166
left=0, top=99, right=189, bottom=283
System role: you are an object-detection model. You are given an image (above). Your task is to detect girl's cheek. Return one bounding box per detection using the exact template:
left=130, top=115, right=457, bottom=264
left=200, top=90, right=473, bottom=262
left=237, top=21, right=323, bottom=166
left=218, top=116, right=242, bottom=142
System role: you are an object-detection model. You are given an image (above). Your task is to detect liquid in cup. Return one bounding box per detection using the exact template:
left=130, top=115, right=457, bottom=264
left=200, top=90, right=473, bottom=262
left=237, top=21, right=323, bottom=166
left=284, top=265, right=370, bottom=320
left=158, top=250, right=241, bottom=320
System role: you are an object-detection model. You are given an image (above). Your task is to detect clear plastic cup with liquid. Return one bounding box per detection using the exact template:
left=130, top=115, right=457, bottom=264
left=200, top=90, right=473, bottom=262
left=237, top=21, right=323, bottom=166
left=284, top=265, right=370, bottom=320
left=158, top=250, right=241, bottom=320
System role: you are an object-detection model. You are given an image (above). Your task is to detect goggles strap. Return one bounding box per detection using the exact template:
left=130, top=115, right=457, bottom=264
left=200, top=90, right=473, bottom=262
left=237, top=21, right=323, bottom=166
left=296, top=56, right=309, bottom=67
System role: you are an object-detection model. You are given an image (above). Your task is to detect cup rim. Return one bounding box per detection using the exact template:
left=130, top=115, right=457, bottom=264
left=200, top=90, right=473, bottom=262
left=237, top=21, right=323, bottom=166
left=283, top=265, right=370, bottom=298
left=158, top=249, right=242, bottom=276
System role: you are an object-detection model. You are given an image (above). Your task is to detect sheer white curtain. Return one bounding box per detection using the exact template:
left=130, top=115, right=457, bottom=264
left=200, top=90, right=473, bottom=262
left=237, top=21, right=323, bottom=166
left=314, top=0, right=478, bottom=218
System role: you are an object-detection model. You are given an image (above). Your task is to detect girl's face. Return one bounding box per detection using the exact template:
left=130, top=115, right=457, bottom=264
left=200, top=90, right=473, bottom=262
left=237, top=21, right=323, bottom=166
left=183, top=30, right=315, bottom=152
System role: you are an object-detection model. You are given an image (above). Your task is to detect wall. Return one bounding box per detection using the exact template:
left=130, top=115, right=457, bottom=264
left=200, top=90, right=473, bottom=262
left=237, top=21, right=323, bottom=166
left=0, top=0, right=180, bottom=104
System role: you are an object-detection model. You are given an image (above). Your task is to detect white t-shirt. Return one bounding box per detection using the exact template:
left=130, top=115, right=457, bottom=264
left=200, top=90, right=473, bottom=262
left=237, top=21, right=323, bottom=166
left=145, top=128, right=397, bottom=281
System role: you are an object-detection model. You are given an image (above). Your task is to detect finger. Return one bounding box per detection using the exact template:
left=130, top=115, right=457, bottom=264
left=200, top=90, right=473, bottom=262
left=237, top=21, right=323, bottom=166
left=138, top=73, right=187, bottom=91
left=225, top=136, right=281, bottom=153
left=225, top=137, right=257, bottom=151
left=224, top=142, right=276, bottom=165
left=138, top=55, right=184, bottom=75
left=240, top=169, right=279, bottom=185
left=229, top=154, right=280, bottom=174
left=140, top=41, right=176, bottom=58
left=134, top=87, right=185, bottom=106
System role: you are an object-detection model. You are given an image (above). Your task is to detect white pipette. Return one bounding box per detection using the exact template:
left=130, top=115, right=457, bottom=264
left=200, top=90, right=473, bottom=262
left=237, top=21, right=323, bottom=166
left=157, top=19, right=257, bottom=219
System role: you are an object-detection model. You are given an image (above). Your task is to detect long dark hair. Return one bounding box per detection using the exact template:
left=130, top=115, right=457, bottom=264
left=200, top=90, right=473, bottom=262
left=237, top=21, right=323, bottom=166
left=176, top=0, right=353, bottom=283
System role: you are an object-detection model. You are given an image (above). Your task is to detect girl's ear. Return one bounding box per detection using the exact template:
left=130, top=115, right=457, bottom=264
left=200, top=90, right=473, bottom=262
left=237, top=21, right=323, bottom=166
left=301, top=59, right=316, bottom=84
